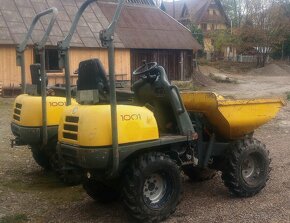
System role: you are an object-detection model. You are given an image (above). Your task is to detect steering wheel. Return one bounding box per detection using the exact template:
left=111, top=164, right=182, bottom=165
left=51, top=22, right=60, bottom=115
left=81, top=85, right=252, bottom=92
left=133, top=62, right=158, bottom=76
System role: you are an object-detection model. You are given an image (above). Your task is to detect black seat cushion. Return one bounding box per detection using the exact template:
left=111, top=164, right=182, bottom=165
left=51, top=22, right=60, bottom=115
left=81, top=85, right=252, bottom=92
left=77, top=58, right=109, bottom=93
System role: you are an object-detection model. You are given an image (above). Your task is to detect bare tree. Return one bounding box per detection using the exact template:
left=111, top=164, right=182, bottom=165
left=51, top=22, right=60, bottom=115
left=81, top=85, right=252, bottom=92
left=221, top=0, right=247, bottom=27
left=238, top=0, right=290, bottom=67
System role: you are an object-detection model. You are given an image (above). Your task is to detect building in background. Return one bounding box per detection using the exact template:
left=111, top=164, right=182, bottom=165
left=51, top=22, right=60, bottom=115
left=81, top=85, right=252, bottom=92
left=161, top=0, right=235, bottom=60
left=0, top=0, right=200, bottom=95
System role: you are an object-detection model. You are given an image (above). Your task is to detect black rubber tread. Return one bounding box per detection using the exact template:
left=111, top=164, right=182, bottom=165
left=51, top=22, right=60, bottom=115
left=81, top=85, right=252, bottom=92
left=182, top=165, right=217, bottom=182
left=221, top=137, right=271, bottom=197
left=83, top=179, right=120, bottom=203
left=30, top=145, right=51, bottom=169
left=122, top=152, right=182, bottom=223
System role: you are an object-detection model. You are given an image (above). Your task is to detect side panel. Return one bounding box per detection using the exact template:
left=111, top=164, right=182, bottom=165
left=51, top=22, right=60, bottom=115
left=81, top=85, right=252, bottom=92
left=12, top=95, right=77, bottom=127
left=59, top=105, right=159, bottom=147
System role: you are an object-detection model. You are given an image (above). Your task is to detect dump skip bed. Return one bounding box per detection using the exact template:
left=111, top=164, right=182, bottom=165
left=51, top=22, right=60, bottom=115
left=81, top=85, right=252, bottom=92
left=181, top=91, right=285, bottom=139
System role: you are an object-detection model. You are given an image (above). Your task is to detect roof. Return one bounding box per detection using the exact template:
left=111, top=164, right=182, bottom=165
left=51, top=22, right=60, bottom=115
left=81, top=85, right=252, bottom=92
left=98, top=2, right=201, bottom=50
left=161, top=0, right=230, bottom=25
left=0, top=0, right=200, bottom=50
left=161, top=0, right=185, bottom=20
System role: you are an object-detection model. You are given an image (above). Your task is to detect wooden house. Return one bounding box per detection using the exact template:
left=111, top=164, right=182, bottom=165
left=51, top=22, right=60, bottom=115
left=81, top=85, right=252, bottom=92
left=161, top=0, right=235, bottom=60
left=0, top=0, right=200, bottom=94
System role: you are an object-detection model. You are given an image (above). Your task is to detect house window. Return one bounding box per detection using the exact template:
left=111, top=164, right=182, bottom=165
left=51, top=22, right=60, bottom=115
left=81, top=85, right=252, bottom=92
left=213, top=10, right=216, bottom=15
left=34, top=48, right=62, bottom=73
left=211, top=24, right=215, bottom=30
left=201, top=23, right=207, bottom=31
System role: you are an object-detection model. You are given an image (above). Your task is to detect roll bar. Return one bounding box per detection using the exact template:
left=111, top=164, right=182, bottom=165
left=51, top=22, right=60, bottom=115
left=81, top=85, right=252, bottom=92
left=100, top=0, right=125, bottom=178
left=58, top=0, right=125, bottom=177
left=16, top=7, right=58, bottom=94
left=57, top=0, right=97, bottom=106
left=16, top=8, right=58, bottom=147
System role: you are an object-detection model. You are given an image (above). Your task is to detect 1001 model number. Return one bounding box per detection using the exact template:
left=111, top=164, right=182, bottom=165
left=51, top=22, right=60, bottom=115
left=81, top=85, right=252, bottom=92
left=121, top=114, right=141, bottom=121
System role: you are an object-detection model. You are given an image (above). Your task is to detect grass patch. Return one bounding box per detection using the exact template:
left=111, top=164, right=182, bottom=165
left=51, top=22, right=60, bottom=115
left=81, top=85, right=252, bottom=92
left=0, top=214, right=28, bottom=223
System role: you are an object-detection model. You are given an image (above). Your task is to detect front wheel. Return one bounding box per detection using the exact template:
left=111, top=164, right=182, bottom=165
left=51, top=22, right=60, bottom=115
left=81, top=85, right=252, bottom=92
left=122, top=152, right=182, bottom=222
left=222, top=138, right=270, bottom=197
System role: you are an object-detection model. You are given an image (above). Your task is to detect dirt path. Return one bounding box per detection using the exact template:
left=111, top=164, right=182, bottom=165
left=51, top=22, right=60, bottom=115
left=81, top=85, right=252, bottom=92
left=201, top=63, right=290, bottom=98
left=210, top=74, right=290, bottom=98
left=0, top=70, right=290, bottom=222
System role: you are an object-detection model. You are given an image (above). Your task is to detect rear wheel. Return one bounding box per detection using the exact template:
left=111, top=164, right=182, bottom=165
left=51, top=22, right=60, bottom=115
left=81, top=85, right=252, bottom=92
left=30, top=145, right=51, bottom=169
left=182, top=165, right=216, bottom=182
left=83, top=179, right=120, bottom=203
left=122, top=152, right=182, bottom=222
left=222, top=138, right=270, bottom=197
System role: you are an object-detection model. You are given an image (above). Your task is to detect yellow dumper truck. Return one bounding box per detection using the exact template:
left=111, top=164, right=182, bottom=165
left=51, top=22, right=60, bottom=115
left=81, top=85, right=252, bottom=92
left=56, top=1, right=285, bottom=222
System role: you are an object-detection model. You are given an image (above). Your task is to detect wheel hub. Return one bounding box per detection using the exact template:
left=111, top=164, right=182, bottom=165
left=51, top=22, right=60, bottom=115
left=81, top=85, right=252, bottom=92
left=241, top=154, right=263, bottom=185
left=143, top=173, right=166, bottom=204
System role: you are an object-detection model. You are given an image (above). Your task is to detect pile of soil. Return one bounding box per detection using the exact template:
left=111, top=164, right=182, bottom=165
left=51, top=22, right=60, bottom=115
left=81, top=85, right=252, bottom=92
left=199, top=65, right=221, bottom=76
left=246, top=64, right=290, bottom=76
left=192, top=70, right=216, bottom=87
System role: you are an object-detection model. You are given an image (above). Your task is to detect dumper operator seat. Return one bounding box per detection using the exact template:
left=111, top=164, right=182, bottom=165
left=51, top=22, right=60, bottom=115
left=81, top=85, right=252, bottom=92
left=77, top=58, right=109, bottom=98
left=30, top=63, right=47, bottom=95
left=77, top=58, right=133, bottom=104
left=132, top=62, right=193, bottom=136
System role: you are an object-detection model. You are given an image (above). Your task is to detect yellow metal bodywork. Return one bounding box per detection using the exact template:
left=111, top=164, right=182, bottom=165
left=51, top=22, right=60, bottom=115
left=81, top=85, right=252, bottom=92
left=58, top=105, right=159, bottom=147
left=181, top=92, right=285, bottom=139
left=12, top=94, right=77, bottom=127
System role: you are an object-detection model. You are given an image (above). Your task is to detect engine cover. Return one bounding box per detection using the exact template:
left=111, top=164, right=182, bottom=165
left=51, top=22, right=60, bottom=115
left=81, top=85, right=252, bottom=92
left=59, top=104, right=159, bottom=147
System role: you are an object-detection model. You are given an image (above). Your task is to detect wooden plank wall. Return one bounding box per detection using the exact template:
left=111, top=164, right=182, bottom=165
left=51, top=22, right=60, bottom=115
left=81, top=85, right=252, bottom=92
left=131, top=49, right=193, bottom=81
left=69, top=48, right=131, bottom=80
left=0, top=46, right=33, bottom=87
left=0, top=46, right=131, bottom=87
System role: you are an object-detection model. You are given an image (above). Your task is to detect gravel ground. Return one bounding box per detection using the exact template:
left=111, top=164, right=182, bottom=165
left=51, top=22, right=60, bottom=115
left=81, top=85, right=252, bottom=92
left=0, top=76, right=289, bottom=222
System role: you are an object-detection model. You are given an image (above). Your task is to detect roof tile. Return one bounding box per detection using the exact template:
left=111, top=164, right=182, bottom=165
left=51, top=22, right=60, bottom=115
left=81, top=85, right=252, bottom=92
left=57, top=20, right=71, bottom=32
left=0, top=27, right=11, bottom=40
left=0, top=16, right=7, bottom=28
left=0, top=0, right=17, bottom=10
left=7, top=22, right=27, bottom=34
left=23, top=17, right=44, bottom=30
left=19, top=7, right=37, bottom=18
left=98, top=2, right=200, bottom=50
left=0, top=0, right=200, bottom=50
left=14, top=0, right=32, bottom=7
left=2, top=10, right=22, bottom=22
left=87, top=22, right=103, bottom=33
left=82, top=37, right=100, bottom=48
left=64, top=5, right=78, bottom=15
left=31, top=2, right=50, bottom=13
left=77, top=26, right=94, bottom=38
left=46, top=0, right=65, bottom=10
left=49, top=36, right=63, bottom=45
left=57, top=11, right=71, bottom=21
